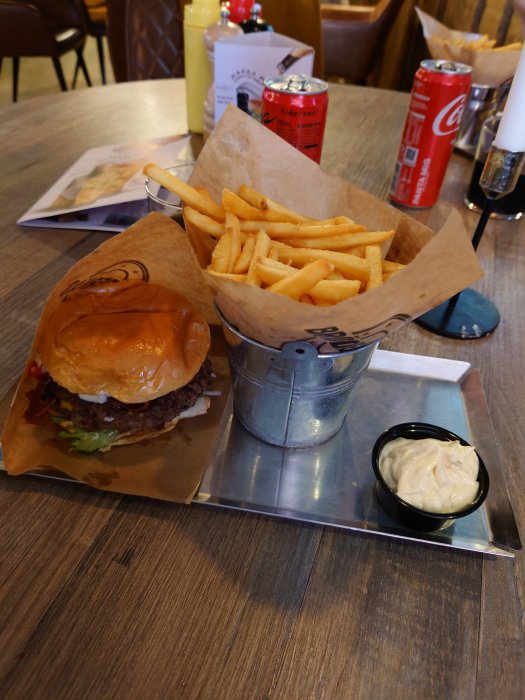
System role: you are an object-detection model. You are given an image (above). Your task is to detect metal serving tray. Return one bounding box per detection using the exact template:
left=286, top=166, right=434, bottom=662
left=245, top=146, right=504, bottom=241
left=0, top=350, right=520, bottom=557
left=196, top=350, right=521, bottom=557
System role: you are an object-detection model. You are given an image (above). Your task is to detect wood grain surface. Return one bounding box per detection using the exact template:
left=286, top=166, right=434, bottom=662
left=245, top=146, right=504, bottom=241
left=0, top=80, right=523, bottom=699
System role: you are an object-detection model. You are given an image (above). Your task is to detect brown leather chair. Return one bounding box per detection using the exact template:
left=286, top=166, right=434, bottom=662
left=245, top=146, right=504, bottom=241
left=321, top=0, right=405, bottom=84
left=125, top=0, right=184, bottom=81
left=0, top=0, right=91, bottom=101
left=108, top=0, right=321, bottom=83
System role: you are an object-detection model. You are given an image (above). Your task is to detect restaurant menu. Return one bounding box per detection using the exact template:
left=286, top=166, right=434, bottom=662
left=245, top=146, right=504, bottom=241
left=17, top=134, right=192, bottom=232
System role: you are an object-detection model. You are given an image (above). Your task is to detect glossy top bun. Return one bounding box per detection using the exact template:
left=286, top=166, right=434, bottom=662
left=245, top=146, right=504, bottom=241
left=38, top=281, right=210, bottom=403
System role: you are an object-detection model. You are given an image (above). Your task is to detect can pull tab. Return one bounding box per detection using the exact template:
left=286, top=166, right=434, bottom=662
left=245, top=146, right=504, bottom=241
left=286, top=75, right=309, bottom=92
left=439, top=61, right=460, bottom=73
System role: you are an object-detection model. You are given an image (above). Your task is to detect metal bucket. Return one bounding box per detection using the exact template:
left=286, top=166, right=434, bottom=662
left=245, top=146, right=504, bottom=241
left=218, top=309, right=378, bottom=448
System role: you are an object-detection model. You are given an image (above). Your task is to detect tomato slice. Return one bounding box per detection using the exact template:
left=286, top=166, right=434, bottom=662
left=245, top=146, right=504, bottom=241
left=27, top=359, right=48, bottom=379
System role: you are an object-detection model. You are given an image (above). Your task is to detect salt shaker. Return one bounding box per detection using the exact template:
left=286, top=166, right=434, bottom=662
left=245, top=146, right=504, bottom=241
left=203, top=4, right=243, bottom=140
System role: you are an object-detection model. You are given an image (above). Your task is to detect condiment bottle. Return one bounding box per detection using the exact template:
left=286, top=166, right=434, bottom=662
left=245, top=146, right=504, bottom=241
left=183, top=0, right=221, bottom=134
left=203, top=4, right=243, bottom=140
left=240, top=3, right=273, bottom=33
left=228, top=0, right=251, bottom=23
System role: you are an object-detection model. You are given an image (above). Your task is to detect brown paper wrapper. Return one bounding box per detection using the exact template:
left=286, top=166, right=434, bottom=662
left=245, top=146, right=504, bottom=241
left=416, top=8, right=522, bottom=86
left=1, top=213, right=230, bottom=503
left=184, top=105, right=484, bottom=352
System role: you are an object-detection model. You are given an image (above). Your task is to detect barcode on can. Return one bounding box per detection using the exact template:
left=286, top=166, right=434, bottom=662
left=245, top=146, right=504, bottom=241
left=404, top=147, right=418, bottom=166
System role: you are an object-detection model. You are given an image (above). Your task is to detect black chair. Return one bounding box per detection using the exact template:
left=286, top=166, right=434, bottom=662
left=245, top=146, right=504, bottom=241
left=0, top=0, right=91, bottom=102
left=74, top=0, right=108, bottom=85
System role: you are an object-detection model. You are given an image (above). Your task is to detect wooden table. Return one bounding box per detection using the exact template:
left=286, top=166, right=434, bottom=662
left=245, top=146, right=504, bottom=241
left=0, top=80, right=524, bottom=698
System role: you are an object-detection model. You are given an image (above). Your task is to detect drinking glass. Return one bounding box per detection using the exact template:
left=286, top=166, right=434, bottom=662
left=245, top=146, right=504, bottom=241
left=144, top=161, right=195, bottom=224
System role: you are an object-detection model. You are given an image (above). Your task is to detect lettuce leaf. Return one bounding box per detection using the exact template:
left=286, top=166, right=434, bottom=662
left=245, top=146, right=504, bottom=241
left=56, top=423, right=120, bottom=453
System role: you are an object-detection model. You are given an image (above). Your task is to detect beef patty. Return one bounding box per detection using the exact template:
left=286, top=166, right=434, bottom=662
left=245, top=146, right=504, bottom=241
left=41, top=360, right=213, bottom=433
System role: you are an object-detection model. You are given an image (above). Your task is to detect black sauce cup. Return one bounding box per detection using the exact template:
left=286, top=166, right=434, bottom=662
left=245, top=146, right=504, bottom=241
left=371, top=422, right=490, bottom=532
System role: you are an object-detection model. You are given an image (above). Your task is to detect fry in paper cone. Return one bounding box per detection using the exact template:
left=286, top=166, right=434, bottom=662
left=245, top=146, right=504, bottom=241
left=1, top=213, right=230, bottom=503
left=416, top=8, right=522, bottom=86
left=181, top=105, right=483, bottom=352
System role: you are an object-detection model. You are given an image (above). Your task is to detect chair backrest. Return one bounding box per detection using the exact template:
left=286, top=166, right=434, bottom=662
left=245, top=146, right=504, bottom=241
left=0, top=1, right=60, bottom=56
left=125, top=0, right=184, bottom=81
left=29, top=0, right=85, bottom=31
left=322, top=0, right=405, bottom=83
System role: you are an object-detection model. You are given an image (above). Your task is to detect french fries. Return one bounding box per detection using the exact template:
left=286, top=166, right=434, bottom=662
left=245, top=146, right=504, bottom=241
left=492, top=42, right=523, bottom=52
left=143, top=164, right=406, bottom=305
left=225, top=211, right=242, bottom=273
left=245, top=230, right=271, bottom=286
left=232, top=235, right=256, bottom=274
left=144, top=163, right=225, bottom=221
left=256, top=258, right=361, bottom=303
left=210, top=232, right=231, bottom=273
left=431, top=33, right=522, bottom=53
left=266, top=260, right=335, bottom=299
left=239, top=220, right=367, bottom=238
left=272, top=244, right=370, bottom=282
left=222, top=188, right=264, bottom=221
left=238, top=184, right=313, bottom=223
left=365, top=245, right=383, bottom=291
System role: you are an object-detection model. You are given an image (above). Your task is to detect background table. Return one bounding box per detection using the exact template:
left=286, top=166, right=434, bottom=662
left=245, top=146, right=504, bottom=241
left=0, top=80, right=524, bottom=698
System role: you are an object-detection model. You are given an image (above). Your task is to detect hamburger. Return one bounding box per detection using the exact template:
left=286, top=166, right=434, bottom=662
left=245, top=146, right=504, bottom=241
left=24, top=280, right=213, bottom=452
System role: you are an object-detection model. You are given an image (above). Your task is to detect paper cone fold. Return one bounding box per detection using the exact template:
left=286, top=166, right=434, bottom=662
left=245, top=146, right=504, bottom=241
left=185, top=105, right=484, bottom=352
left=416, top=8, right=522, bottom=86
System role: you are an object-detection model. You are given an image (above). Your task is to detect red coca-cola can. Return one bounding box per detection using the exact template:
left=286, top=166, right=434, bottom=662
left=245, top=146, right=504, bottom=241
left=261, top=75, right=329, bottom=163
left=389, top=59, right=472, bottom=208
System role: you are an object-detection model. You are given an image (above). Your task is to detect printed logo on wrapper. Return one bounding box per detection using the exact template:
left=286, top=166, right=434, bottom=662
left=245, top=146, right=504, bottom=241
left=305, top=314, right=412, bottom=352
left=60, top=260, right=149, bottom=299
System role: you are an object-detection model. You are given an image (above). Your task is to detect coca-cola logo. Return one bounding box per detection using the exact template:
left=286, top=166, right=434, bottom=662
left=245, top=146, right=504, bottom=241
left=432, top=94, right=467, bottom=136
left=261, top=111, right=276, bottom=126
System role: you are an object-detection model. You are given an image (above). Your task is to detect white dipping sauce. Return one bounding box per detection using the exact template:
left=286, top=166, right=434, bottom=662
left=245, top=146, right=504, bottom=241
left=379, top=437, right=480, bottom=514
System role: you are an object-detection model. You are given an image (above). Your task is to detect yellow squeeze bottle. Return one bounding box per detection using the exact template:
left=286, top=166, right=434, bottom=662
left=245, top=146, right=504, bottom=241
left=184, top=0, right=221, bottom=134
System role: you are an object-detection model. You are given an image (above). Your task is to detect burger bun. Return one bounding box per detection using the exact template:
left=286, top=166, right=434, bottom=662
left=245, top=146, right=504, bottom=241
left=38, top=281, right=211, bottom=404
